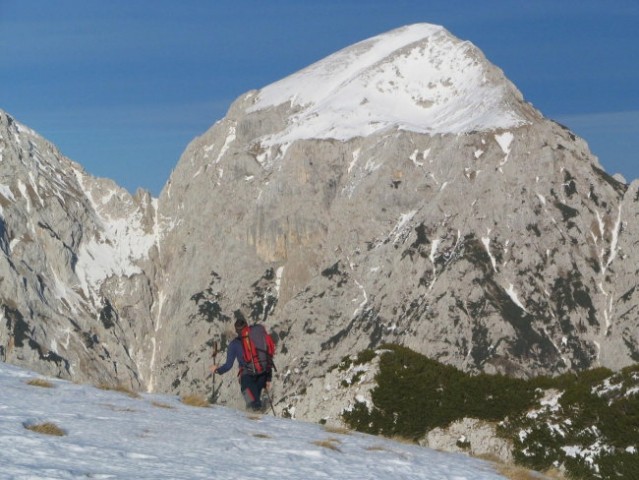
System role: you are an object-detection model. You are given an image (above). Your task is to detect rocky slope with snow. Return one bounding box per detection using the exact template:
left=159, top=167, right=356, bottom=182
left=0, top=110, right=160, bottom=388
left=2, top=23, right=639, bottom=429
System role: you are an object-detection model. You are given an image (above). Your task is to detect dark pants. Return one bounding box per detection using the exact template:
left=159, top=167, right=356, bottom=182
left=240, top=372, right=268, bottom=410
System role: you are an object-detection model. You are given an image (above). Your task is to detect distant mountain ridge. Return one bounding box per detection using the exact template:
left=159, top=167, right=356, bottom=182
left=1, top=23, right=638, bottom=428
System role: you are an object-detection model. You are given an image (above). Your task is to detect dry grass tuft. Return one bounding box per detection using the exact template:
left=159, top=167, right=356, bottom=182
left=100, top=403, right=137, bottom=413
left=541, top=468, right=565, bottom=479
left=26, top=378, right=55, bottom=388
left=97, top=383, right=140, bottom=398
left=253, top=433, right=272, bottom=439
left=180, top=394, right=210, bottom=408
left=476, top=453, right=503, bottom=464
left=24, top=422, right=66, bottom=437
left=312, top=438, right=342, bottom=452
left=478, top=454, right=565, bottom=480
left=496, top=463, right=565, bottom=480
left=389, top=434, right=418, bottom=445
left=151, top=401, right=175, bottom=409
left=322, top=425, right=351, bottom=435
left=365, top=445, right=388, bottom=452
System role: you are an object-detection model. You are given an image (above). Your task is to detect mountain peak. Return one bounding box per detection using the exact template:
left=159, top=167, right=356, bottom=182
left=249, top=24, right=538, bottom=145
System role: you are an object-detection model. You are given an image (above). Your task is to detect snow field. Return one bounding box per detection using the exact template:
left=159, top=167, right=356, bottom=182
left=0, top=363, right=509, bottom=479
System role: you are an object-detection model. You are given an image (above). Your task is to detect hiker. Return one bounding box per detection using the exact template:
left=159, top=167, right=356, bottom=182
left=210, top=317, right=275, bottom=411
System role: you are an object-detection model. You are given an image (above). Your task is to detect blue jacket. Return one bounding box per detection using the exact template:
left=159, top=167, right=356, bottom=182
left=216, top=338, right=246, bottom=375
left=216, top=336, right=273, bottom=380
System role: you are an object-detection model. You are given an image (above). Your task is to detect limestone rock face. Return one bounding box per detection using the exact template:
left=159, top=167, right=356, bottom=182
left=0, top=111, right=159, bottom=388
left=422, top=418, right=513, bottom=463
left=1, top=24, right=638, bottom=425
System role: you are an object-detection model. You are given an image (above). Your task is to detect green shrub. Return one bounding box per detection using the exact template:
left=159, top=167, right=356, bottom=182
left=342, top=344, right=538, bottom=440
left=337, top=356, right=352, bottom=372
left=598, top=451, right=639, bottom=479
left=342, top=343, right=639, bottom=480
left=354, top=349, right=376, bottom=365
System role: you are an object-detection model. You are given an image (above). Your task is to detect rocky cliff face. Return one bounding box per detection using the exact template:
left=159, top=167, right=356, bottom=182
left=0, top=111, right=160, bottom=388
left=1, top=24, right=638, bottom=423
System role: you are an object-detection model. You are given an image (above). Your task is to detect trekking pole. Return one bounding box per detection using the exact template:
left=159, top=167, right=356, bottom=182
left=263, top=384, right=277, bottom=416
left=209, top=340, right=219, bottom=404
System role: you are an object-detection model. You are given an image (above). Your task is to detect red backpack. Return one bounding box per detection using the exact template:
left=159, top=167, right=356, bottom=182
left=239, top=324, right=275, bottom=375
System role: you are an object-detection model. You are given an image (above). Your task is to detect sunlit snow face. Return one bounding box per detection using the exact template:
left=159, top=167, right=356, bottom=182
left=249, top=24, right=529, bottom=146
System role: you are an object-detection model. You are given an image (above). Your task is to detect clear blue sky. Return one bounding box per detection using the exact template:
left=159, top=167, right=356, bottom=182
left=1, top=1, right=638, bottom=195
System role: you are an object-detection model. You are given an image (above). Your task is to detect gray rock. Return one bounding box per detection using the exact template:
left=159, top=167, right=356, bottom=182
left=422, top=418, right=513, bottom=463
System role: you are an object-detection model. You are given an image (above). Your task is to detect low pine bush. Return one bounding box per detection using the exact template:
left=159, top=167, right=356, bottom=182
left=341, top=344, right=639, bottom=480
left=342, top=344, right=538, bottom=440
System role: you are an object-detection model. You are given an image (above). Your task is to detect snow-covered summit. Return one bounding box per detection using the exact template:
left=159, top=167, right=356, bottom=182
left=249, top=24, right=536, bottom=145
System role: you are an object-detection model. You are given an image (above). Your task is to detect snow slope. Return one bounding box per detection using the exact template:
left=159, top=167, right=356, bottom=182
left=249, top=23, right=530, bottom=145
left=0, top=363, right=510, bottom=479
